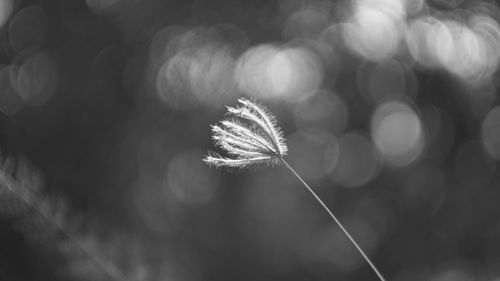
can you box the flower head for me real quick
[203,98,287,168]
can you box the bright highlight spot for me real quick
[405,16,444,68]
[186,45,237,108]
[0,0,13,30]
[371,101,424,167]
[235,44,323,101]
[423,16,500,84]
[343,0,406,61]
[152,26,243,110]
[156,50,199,110]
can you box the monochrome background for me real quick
[0,0,500,280]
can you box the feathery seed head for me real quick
[203,98,287,168]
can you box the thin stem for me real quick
[280,159,386,281]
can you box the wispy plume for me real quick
[203,98,287,168]
[203,98,386,281]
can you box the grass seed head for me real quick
[203,98,287,168]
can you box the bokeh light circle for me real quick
[16,51,58,106]
[155,50,200,110]
[235,44,323,102]
[329,132,381,188]
[292,89,349,135]
[481,106,500,160]
[0,0,13,30]
[166,150,220,205]
[342,0,405,61]
[0,65,24,115]
[286,129,338,181]
[371,101,425,167]
[356,59,418,104]
[8,6,47,52]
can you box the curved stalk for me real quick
[280,158,386,281]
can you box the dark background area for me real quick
[0,0,500,281]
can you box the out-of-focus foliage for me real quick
[0,151,149,281]
[0,0,499,281]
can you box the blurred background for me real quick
[0,0,500,280]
